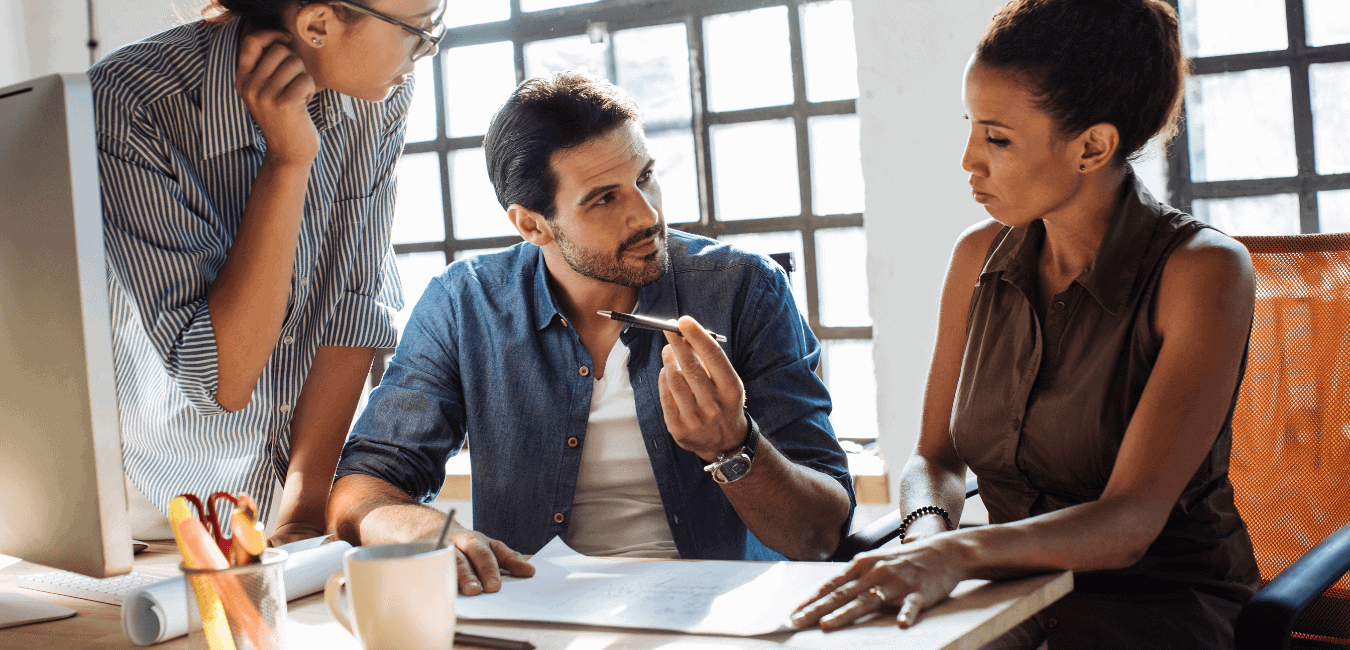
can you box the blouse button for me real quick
[282,335,295,345]
[579,366,590,377]
[554,513,565,524]
[567,437,579,448]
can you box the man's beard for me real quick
[553,221,670,288]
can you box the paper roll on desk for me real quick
[121,538,351,646]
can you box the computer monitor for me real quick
[0,73,132,583]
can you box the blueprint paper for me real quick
[455,537,844,636]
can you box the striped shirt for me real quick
[89,17,409,522]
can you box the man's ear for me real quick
[1075,122,1120,173]
[293,1,338,49]
[509,204,554,246]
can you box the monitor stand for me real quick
[0,593,76,630]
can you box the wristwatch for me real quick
[703,410,761,484]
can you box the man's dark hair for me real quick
[484,72,641,219]
[976,0,1186,163]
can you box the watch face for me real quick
[717,457,752,483]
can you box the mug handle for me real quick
[323,571,355,635]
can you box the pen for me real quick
[454,632,536,650]
[597,310,728,343]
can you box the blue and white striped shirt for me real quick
[89,17,409,521]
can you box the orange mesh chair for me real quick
[1233,233,1350,650]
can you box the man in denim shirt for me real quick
[330,73,853,595]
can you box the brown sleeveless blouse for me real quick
[951,176,1261,603]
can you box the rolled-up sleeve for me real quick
[337,277,467,502]
[735,263,856,512]
[99,132,230,416]
[320,79,413,349]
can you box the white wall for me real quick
[854,0,1007,501]
[1,0,185,88]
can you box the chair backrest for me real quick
[1232,233,1350,641]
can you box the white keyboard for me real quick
[17,570,171,605]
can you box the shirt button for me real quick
[553,513,565,524]
[673,515,679,524]
[560,318,568,328]
[300,275,309,285]
[579,366,590,377]
[279,403,291,413]
[1053,300,1066,310]
[1012,417,1020,430]
[567,437,579,448]
[282,335,295,345]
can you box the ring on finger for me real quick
[865,586,887,605]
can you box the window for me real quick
[376,0,876,440]
[1159,0,1350,235]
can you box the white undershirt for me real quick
[565,340,679,558]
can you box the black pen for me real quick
[597,310,728,343]
[455,632,536,650]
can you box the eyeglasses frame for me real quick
[320,0,446,61]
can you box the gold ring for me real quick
[866,586,886,604]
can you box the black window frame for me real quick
[1164,0,1350,232]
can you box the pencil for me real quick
[454,632,536,650]
[597,310,728,343]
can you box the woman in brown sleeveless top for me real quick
[795,1,1261,647]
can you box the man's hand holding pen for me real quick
[657,316,749,463]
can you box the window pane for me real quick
[1186,68,1297,182]
[703,7,793,112]
[454,247,511,261]
[405,56,437,143]
[1178,0,1288,58]
[444,41,516,137]
[614,23,691,128]
[800,0,858,103]
[1310,62,1350,175]
[445,0,509,28]
[647,130,699,225]
[816,227,871,327]
[1305,0,1350,47]
[395,251,448,334]
[449,148,515,240]
[1130,135,1170,203]
[808,114,864,216]
[710,119,800,220]
[822,339,878,440]
[392,153,444,245]
[1192,194,1300,236]
[717,232,807,319]
[1319,190,1350,233]
[521,0,595,11]
[524,35,608,82]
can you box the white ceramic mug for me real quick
[324,542,457,650]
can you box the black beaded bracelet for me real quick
[896,505,954,542]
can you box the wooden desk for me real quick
[0,543,1071,649]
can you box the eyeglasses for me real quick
[325,0,446,62]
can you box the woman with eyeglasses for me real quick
[88,0,445,546]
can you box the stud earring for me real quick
[1080,164,1086,171]
[312,37,323,45]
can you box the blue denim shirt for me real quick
[336,230,854,560]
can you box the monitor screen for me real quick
[0,73,132,580]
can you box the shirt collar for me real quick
[979,168,1164,316]
[201,18,356,161]
[525,238,682,332]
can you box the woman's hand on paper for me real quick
[446,527,536,596]
[235,29,320,166]
[659,317,748,462]
[791,539,966,630]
